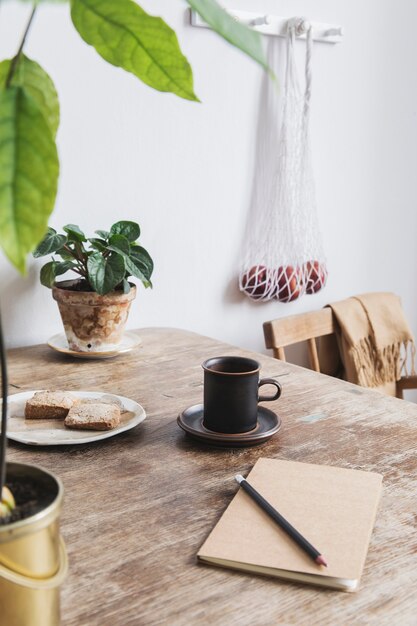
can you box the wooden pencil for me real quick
[235,474,328,566]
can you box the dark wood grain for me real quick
[6,328,417,626]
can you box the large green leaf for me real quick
[17,1,270,74]
[87,251,125,295]
[0,55,59,137]
[186,0,268,71]
[0,87,59,273]
[70,0,198,101]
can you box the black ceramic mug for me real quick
[202,356,282,434]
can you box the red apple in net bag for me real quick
[276,266,303,303]
[304,261,328,294]
[241,265,276,301]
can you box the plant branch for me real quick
[75,242,89,275]
[60,244,88,279]
[75,263,87,278]
[0,309,8,499]
[73,242,85,262]
[5,4,37,88]
[63,244,76,257]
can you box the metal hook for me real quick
[287,17,311,36]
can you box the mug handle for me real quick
[258,378,282,403]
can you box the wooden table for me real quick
[6,328,417,626]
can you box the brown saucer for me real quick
[177,404,282,447]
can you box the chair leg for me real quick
[307,338,320,372]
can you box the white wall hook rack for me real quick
[190,9,344,44]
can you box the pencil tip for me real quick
[316,555,328,567]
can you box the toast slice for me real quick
[80,396,124,411]
[64,403,121,431]
[25,391,78,419]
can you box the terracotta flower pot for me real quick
[52,279,136,353]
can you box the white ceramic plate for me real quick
[47,331,142,359]
[5,390,146,446]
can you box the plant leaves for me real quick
[63,224,86,242]
[0,87,59,273]
[88,237,107,252]
[33,227,67,258]
[40,261,57,288]
[106,237,152,287]
[131,245,154,280]
[95,229,109,240]
[55,260,76,275]
[186,0,268,72]
[56,246,74,261]
[0,54,60,137]
[87,251,125,295]
[40,260,75,288]
[123,254,152,287]
[70,0,198,101]
[122,278,130,294]
[110,220,140,242]
[108,233,130,256]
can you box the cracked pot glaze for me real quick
[52,280,136,352]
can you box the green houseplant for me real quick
[0,0,268,489]
[34,220,153,294]
[0,1,270,621]
[34,220,153,351]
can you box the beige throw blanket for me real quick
[319,293,416,390]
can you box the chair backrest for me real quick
[263,309,337,373]
[263,305,414,399]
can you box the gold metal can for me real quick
[0,462,68,626]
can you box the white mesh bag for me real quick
[239,22,327,303]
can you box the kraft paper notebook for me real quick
[198,458,382,592]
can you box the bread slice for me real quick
[64,403,121,431]
[25,391,78,419]
[80,396,124,411]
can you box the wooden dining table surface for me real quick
[6,327,417,626]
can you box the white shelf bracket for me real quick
[190,9,344,44]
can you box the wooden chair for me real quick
[263,308,417,399]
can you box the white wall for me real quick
[1,0,417,361]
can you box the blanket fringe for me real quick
[350,337,415,388]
